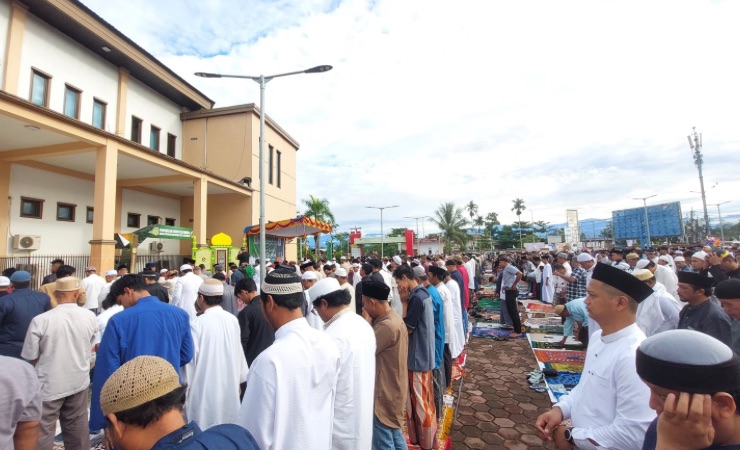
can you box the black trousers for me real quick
[504,288,521,333]
[443,344,452,388]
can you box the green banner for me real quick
[134,225,193,241]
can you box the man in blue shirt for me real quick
[90,274,193,432]
[101,355,258,450]
[414,265,445,420]
[0,271,51,358]
[554,298,589,346]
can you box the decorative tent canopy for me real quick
[243,215,333,238]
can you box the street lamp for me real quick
[366,206,399,260]
[687,127,711,237]
[404,215,430,256]
[709,201,731,244]
[196,65,332,284]
[634,194,657,247]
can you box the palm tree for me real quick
[511,198,526,248]
[430,202,469,250]
[465,201,479,220]
[302,195,336,254]
[474,215,485,232]
[484,212,500,238]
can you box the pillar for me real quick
[115,68,129,137]
[0,161,10,255]
[88,141,118,271]
[193,176,207,248]
[2,1,27,94]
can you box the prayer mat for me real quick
[526,303,555,312]
[544,362,585,373]
[533,349,587,364]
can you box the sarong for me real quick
[406,370,437,449]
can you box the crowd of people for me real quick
[1,241,739,450]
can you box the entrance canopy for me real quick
[244,215,332,238]
[134,224,194,241]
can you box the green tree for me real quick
[492,225,520,249]
[335,232,349,257]
[474,215,485,233]
[388,227,408,237]
[430,202,469,249]
[511,198,526,248]
[302,195,336,253]
[465,201,479,220]
[483,212,500,238]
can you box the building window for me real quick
[167,134,177,157]
[63,85,81,119]
[147,215,160,226]
[165,217,176,226]
[30,70,50,107]
[92,99,106,129]
[56,202,76,222]
[86,207,94,224]
[20,197,44,219]
[268,145,274,185]
[150,126,160,151]
[131,116,142,143]
[276,150,282,188]
[127,213,141,228]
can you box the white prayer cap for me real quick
[658,255,671,263]
[692,251,708,261]
[301,271,318,281]
[308,278,341,302]
[160,268,168,273]
[674,256,685,262]
[0,276,9,287]
[392,255,402,265]
[632,268,654,281]
[340,256,346,260]
[635,259,651,269]
[198,279,224,296]
[105,270,118,276]
[412,266,427,279]
[352,263,361,268]
[180,264,193,272]
[335,268,348,278]
[576,253,594,262]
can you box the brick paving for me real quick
[450,336,553,450]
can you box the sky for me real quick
[82,0,740,239]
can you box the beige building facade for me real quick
[0,0,299,273]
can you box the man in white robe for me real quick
[636,259,679,301]
[309,278,375,450]
[301,271,324,329]
[172,264,203,321]
[183,280,248,429]
[541,255,555,304]
[444,273,465,358]
[632,269,681,337]
[536,263,656,450]
[81,267,106,314]
[238,268,340,450]
[335,268,357,315]
[429,266,456,393]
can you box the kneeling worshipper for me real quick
[100,356,258,449]
[536,263,656,450]
[554,298,589,347]
[637,329,740,450]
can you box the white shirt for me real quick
[541,263,554,304]
[654,265,679,301]
[465,259,477,290]
[435,282,455,345]
[183,306,248,429]
[339,282,356,315]
[21,304,97,401]
[555,324,654,450]
[445,279,465,358]
[323,308,376,450]
[97,279,117,307]
[172,272,204,321]
[81,273,106,310]
[385,271,402,317]
[252,266,261,294]
[95,304,123,345]
[304,291,326,330]
[636,282,681,337]
[238,317,340,450]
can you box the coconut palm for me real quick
[484,212,500,238]
[465,200,479,220]
[430,202,469,249]
[511,198,526,248]
[302,195,336,254]
[474,215,485,232]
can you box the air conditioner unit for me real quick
[13,235,41,251]
[149,242,165,252]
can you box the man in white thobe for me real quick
[238,268,340,450]
[631,269,680,337]
[444,272,465,359]
[541,255,555,304]
[536,263,656,450]
[429,266,457,394]
[301,271,324,329]
[183,279,248,430]
[636,259,679,301]
[172,264,203,321]
[309,278,375,450]
[81,267,106,314]
[335,268,357,315]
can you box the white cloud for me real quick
[81,0,740,237]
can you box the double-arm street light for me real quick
[195,65,332,284]
[366,205,399,260]
[709,201,731,244]
[634,194,657,247]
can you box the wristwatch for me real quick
[563,426,575,445]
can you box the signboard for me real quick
[612,202,683,243]
[565,209,580,247]
[134,225,193,241]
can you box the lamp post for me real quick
[529,210,535,243]
[196,65,332,284]
[710,201,730,244]
[404,215,430,256]
[634,194,657,247]
[687,127,711,237]
[366,206,399,260]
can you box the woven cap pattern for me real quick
[100,356,181,416]
[262,268,303,295]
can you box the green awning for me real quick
[134,225,194,241]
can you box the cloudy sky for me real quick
[83,0,740,238]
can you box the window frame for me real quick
[150,125,161,151]
[20,197,44,219]
[86,206,94,224]
[147,215,160,226]
[127,213,141,228]
[56,202,76,222]
[276,150,282,188]
[92,98,107,129]
[167,133,177,157]
[131,116,143,143]
[30,68,51,107]
[63,84,82,119]
[268,145,274,185]
[165,217,176,226]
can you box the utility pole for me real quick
[687,127,711,237]
[405,216,430,256]
[710,201,730,244]
[633,195,657,247]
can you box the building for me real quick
[0,0,298,275]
